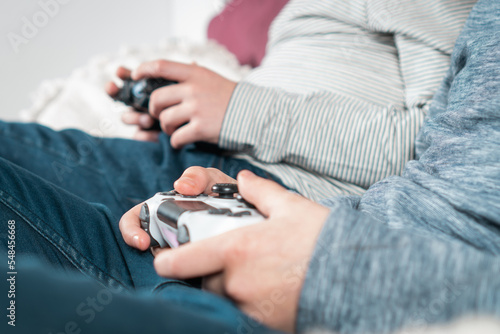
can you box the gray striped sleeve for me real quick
[220,82,426,189]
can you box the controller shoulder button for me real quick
[139,203,150,223]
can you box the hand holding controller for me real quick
[139,183,265,248]
[113,78,177,131]
[114,78,177,113]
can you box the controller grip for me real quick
[139,204,160,247]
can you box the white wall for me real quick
[0,0,220,120]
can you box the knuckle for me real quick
[189,122,203,137]
[149,90,159,105]
[152,60,166,74]
[223,236,250,264]
[206,167,223,176]
[190,63,201,74]
[195,65,208,76]
[190,99,201,113]
[185,84,196,97]
[158,109,169,124]
[150,88,160,101]
[187,166,208,175]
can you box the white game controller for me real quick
[139,183,265,248]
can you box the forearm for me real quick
[298,1,500,331]
[220,82,426,188]
[297,204,500,333]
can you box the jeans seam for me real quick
[0,190,129,292]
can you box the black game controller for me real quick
[114,78,177,130]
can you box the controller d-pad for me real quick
[208,208,232,215]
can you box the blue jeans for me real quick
[0,122,285,219]
[0,123,284,333]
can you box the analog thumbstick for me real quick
[211,183,238,198]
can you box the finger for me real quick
[149,84,186,119]
[122,111,145,125]
[116,66,132,79]
[132,60,194,82]
[107,67,132,97]
[237,170,294,217]
[174,167,236,196]
[151,247,163,257]
[121,110,140,125]
[170,122,203,149]
[119,203,151,251]
[154,236,226,278]
[122,111,159,130]
[133,130,160,142]
[202,273,226,296]
[158,104,191,136]
[106,81,119,97]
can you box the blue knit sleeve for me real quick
[297,1,500,332]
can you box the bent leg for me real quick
[0,156,167,291]
[0,122,285,218]
[0,257,280,334]
[0,156,279,333]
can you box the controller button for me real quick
[160,190,178,196]
[236,194,256,209]
[180,195,198,198]
[212,183,238,198]
[139,204,150,223]
[229,211,251,217]
[139,204,160,247]
[208,208,232,215]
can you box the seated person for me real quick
[110,0,475,201]
[0,0,474,233]
[1,0,499,333]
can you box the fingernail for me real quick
[132,235,141,249]
[238,170,255,180]
[181,177,196,188]
[140,114,153,127]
